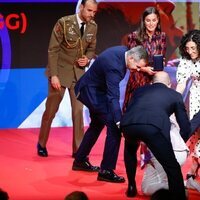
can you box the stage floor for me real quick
[0,127,199,200]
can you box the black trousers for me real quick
[122,124,186,200]
[75,86,122,170]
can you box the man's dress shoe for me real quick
[72,160,100,172]
[126,184,137,197]
[37,143,48,157]
[97,169,125,183]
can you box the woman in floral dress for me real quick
[123,6,166,112]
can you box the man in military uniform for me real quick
[37,0,98,157]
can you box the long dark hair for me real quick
[137,7,161,42]
[179,29,200,60]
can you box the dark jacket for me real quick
[121,83,191,142]
[75,45,128,123]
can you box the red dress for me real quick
[123,31,166,112]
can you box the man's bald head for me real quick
[152,71,171,87]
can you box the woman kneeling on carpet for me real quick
[141,114,200,195]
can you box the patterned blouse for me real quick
[123,31,166,112]
[176,58,200,119]
[176,58,200,158]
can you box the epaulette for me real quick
[90,20,97,26]
[60,15,74,23]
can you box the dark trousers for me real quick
[75,87,121,170]
[122,124,186,200]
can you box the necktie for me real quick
[80,22,85,37]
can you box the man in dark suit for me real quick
[72,45,154,183]
[121,71,191,200]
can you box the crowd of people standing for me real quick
[36,1,200,199]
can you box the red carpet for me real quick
[0,128,199,200]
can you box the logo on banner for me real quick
[0,13,27,34]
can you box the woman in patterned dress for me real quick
[123,6,166,112]
[176,29,200,187]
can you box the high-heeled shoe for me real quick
[186,174,196,180]
[186,164,200,180]
[37,143,48,157]
[186,177,200,192]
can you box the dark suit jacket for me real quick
[75,45,128,123]
[121,83,191,142]
[46,14,97,88]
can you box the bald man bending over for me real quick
[121,71,191,200]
